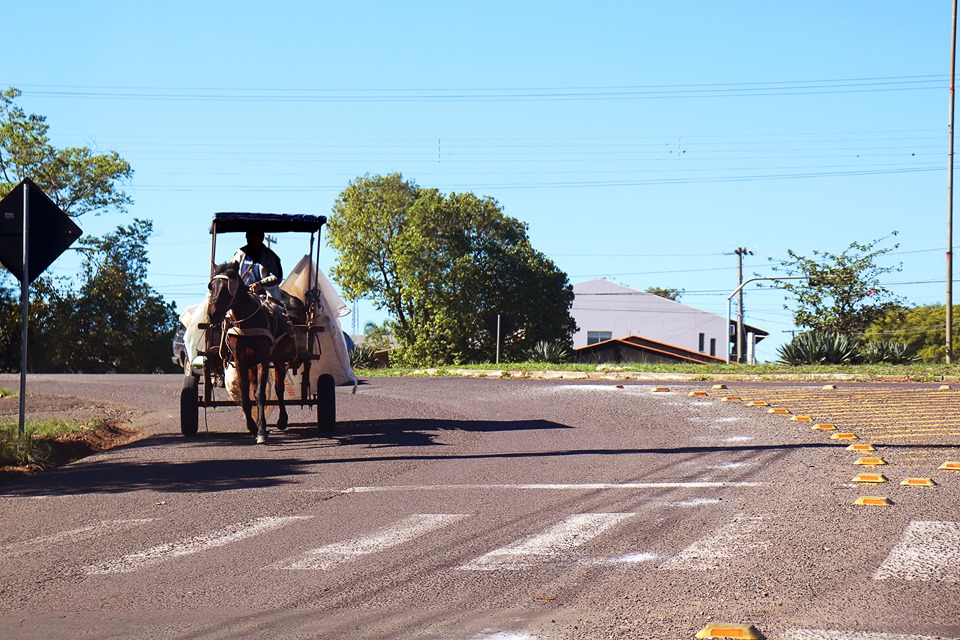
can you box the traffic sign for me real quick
[0,178,82,284]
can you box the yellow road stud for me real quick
[689,391,708,397]
[791,415,813,422]
[720,397,742,402]
[831,433,858,440]
[901,478,937,487]
[847,443,875,451]
[651,387,670,393]
[853,473,887,483]
[712,384,728,390]
[854,496,894,506]
[939,461,960,471]
[768,408,791,414]
[812,423,837,430]
[695,623,765,639]
[855,457,887,466]
[748,401,769,407]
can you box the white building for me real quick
[570,278,766,362]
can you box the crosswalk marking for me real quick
[0,519,154,559]
[459,513,634,571]
[277,514,467,571]
[873,520,960,582]
[330,482,761,494]
[85,516,310,575]
[658,517,767,570]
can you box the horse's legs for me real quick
[238,362,257,434]
[274,364,289,431]
[255,362,269,444]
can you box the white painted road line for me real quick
[785,630,958,640]
[658,517,768,570]
[85,516,310,575]
[328,482,761,494]
[278,514,467,571]
[0,519,154,559]
[459,513,634,571]
[873,520,960,583]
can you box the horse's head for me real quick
[208,262,245,323]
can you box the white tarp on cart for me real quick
[280,254,358,394]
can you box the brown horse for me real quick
[207,262,297,444]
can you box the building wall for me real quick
[570,278,727,356]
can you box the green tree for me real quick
[328,173,576,365]
[70,220,179,372]
[362,321,394,351]
[0,88,133,217]
[769,234,903,337]
[0,89,176,373]
[0,220,178,373]
[645,286,683,301]
[864,304,958,363]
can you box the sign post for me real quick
[18,184,28,434]
[0,178,82,435]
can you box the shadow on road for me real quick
[0,417,573,497]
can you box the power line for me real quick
[9,75,945,103]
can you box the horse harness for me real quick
[213,273,296,361]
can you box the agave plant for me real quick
[524,340,570,364]
[776,331,861,365]
[860,340,917,364]
[349,343,379,369]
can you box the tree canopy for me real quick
[768,234,904,337]
[863,304,957,363]
[0,88,176,372]
[645,286,683,301]
[0,219,179,372]
[327,173,576,365]
[0,87,133,217]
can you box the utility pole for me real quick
[264,234,278,249]
[734,247,753,363]
[948,0,957,363]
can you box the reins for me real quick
[213,270,296,360]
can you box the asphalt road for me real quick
[0,374,958,640]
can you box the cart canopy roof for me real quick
[211,212,327,234]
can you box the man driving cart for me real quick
[233,229,283,299]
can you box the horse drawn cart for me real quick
[179,212,354,442]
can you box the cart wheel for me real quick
[317,374,336,433]
[180,374,199,437]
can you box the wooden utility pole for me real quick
[948,0,957,363]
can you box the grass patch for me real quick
[354,362,960,382]
[0,419,108,469]
[0,387,18,397]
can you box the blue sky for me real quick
[2,1,955,362]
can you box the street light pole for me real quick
[726,276,810,364]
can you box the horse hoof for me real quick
[276,418,288,431]
[256,434,268,444]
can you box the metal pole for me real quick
[948,0,957,363]
[18,184,29,437]
[725,276,810,364]
[733,247,754,363]
[737,252,744,363]
[495,314,501,364]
